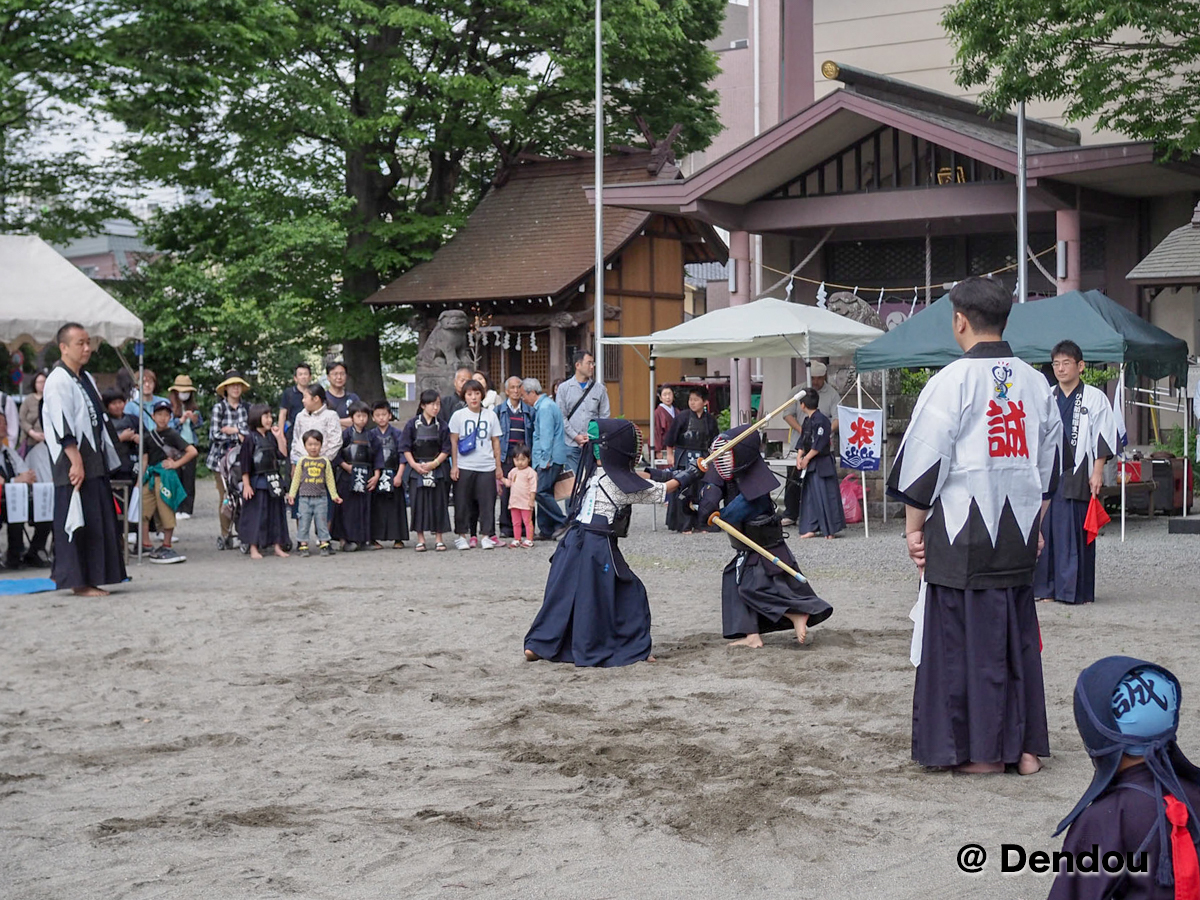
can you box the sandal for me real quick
[394,541,405,549]
[434,541,447,552]
[413,542,427,552]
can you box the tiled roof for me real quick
[1127,202,1200,285]
[368,154,667,306]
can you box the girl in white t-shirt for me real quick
[449,380,504,550]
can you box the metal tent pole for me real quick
[593,0,605,386]
[857,373,868,537]
[649,350,657,532]
[1120,363,1126,542]
[137,342,144,566]
[881,369,888,524]
[1017,100,1028,303]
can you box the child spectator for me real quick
[1050,657,1200,900]
[167,374,203,519]
[449,379,503,550]
[103,389,140,482]
[239,403,290,560]
[400,390,451,552]
[503,444,537,548]
[141,399,197,564]
[331,400,378,552]
[369,400,408,549]
[287,430,342,557]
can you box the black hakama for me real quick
[911,583,1049,768]
[239,479,289,549]
[1033,489,1094,604]
[331,471,372,544]
[52,478,127,590]
[405,469,451,534]
[524,523,652,667]
[798,471,845,537]
[721,541,833,639]
[371,480,410,543]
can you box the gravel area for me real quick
[1,477,1197,899]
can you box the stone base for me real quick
[1167,517,1200,535]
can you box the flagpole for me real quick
[1017,100,1028,303]
[858,373,868,537]
[1119,363,1126,542]
[592,0,605,386]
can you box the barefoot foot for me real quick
[1017,753,1043,775]
[273,545,290,558]
[799,532,818,540]
[523,649,540,661]
[728,634,765,649]
[955,761,1005,774]
[249,547,264,559]
[72,586,110,597]
[785,612,809,645]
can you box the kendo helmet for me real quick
[589,418,647,494]
[707,425,778,501]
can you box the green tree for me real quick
[0,1,125,240]
[943,0,1200,156]
[97,0,723,401]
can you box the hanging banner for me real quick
[838,406,883,471]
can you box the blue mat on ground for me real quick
[0,578,57,595]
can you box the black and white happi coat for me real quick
[43,363,126,589]
[1054,382,1117,502]
[887,341,1063,767]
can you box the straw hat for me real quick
[215,371,251,397]
[168,374,195,393]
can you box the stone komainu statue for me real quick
[416,309,473,396]
[824,290,885,331]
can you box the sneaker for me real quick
[479,536,495,550]
[454,536,470,551]
[509,539,521,549]
[780,518,796,527]
[521,539,535,548]
[468,536,479,549]
[319,542,332,557]
[298,542,309,557]
[149,547,186,564]
[176,512,191,520]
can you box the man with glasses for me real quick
[1034,340,1117,605]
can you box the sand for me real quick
[2,481,1197,899]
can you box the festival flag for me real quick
[838,406,883,471]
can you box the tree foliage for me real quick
[95,0,724,400]
[0,1,125,240]
[943,0,1200,156]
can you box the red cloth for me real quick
[1165,794,1200,900]
[1084,495,1111,545]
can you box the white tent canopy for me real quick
[600,297,883,358]
[1,234,143,350]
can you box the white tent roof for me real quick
[1,234,144,350]
[601,297,883,358]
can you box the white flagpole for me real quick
[1120,363,1126,542]
[1017,100,1028,304]
[857,373,868,537]
[593,0,605,386]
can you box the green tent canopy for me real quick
[854,290,1188,383]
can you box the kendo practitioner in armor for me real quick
[523,418,698,667]
[239,403,290,559]
[663,385,719,533]
[696,425,832,648]
[331,400,379,552]
[796,388,845,539]
[1049,658,1200,900]
[369,400,409,549]
[400,390,452,551]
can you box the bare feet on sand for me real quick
[72,586,109,597]
[1037,597,1055,603]
[249,547,264,559]
[784,612,809,645]
[728,634,765,648]
[523,649,540,661]
[955,761,1005,774]
[1017,753,1043,775]
[799,532,818,540]
[273,545,290,558]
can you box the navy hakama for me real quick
[911,583,1049,767]
[721,540,833,639]
[52,478,127,590]
[405,469,451,533]
[331,471,372,544]
[798,470,845,537]
[1033,486,1095,604]
[239,483,289,549]
[524,523,652,667]
[371,482,410,543]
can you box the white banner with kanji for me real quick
[838,406,883,471]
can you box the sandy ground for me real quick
[2,478,1198,900]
